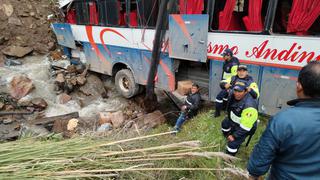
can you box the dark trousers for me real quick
[215,89,229,112]
[221,118,257,155]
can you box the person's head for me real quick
[233,82,247,100]
[237,65,248,78]
[296,61,320,98]
[221,49,233,61]
[191,83,199,94]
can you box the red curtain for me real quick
[125,11,138,27]
[218,0,241,30]
[287,0,320,35]
[243,0,263,31]
[89,2,99,25]
[66,9,76,24]
[179,0,204,14]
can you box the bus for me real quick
[52,0,320,115]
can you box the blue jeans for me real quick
[174,112,187,131]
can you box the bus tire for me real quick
[115,69,139,98]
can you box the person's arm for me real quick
[247,117,283,177]
[247,82,260,99]
[187,94,201,111]
[220,77,232,89]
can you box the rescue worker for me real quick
[248,61,320,179]
[214,48,239,117]
[221,82,258,156]
[214,65,259,117]
[173,83,201,133]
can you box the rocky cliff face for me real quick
[0,0,60,61]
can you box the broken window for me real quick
[74,0,99,25]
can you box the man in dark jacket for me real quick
[221,82,258,156]
[214,65,259,117]
[248,61,320,180]
[173,83,201,132]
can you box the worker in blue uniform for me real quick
[214,65,259,117]
[214,49,239,117]
[173,83,201,133]
[248,61,320,180]
[221,82,258,156]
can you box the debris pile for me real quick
[0,0,60,61]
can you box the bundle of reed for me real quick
[0,131,247,179]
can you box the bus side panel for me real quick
[140,51,175,92]
[209,60,224,101]
[82,42,112,75]
[52,23,76,49]
[259,67,299,115]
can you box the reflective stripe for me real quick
[223,98,228,101]
[230,111,241,124]
[221,128,231,132]
[215,99,223,103]
[240,124,251,131]
[227,146,238,153]
[186,99,192,106]
[223,72,232,80]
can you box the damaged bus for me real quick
[52,0,320,115]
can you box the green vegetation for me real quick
[0,111,269,179]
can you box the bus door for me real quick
[168,14,209,62]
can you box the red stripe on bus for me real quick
[171,15,193,45]
[86,26,111,67]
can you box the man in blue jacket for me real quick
[248,61,320,179]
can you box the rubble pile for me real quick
[0,0,60,64]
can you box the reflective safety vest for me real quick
[222,57,239,80]
[221,75,260,99]
[227,93,258,131]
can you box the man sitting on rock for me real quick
[173,83,201,133]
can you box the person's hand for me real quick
[227,135,235,142]
[181,105,187,111]
[246,87,252,92]
[225,83,231,89]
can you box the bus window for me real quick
[179,0,204,14]
[210,0,269,32]
[126,0,139,27]
[98,0,121,26]
[136,0,159,28]
[273,0,320,36]
[74,0,99,25]
[66,7,77,24]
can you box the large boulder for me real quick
[137,110,167,129]
[79,74,106,97]
[2,46,33,58]
[9,75,35,99]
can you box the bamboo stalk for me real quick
[111,157,183,163]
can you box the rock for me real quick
[97,123,112,132]
[2,46,33,58]
[3,118,13,125]
[177,80,193,95]
[47,42,55,51]
[8,17,22,26]
[99,112,112,125]
[67,118,79,131]
[139,110,166,129]
[79,75,106,97]
[52,119,68,133]
[9,75,35,99]
[55,73,65,83]
[0,102,4,109]
[76,76,86,85]
[1,4,14,17]
[67,65,77,73]
[58,93,72,104]
[0,36,5,45]
[20,124,49,138]
[31,98,47,109]
[110,111,125,128]
[17,98,32,107]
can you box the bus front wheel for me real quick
[115,69,139,98]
